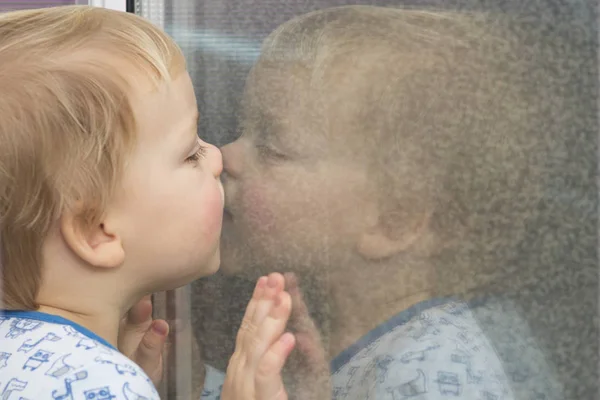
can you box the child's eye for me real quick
[186,145,207,164]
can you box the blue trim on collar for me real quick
[330,296,453,373]
[0,310,116,350]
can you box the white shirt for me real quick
[0,310,159,400]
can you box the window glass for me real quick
[135,2,598,400]
[0,1,82,12]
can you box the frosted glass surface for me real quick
[135,1,598,400]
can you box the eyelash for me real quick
[186,145,207,164]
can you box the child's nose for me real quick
[206,143,223,178]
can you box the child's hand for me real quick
[222,273,296,400]
[118,295,169,387]
[284,273,331,400]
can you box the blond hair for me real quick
[253,6,570,296]
[0,6,186,310]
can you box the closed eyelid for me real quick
[255,143,289,161]
[191,137,205,152]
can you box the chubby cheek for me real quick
[196,182,224,241]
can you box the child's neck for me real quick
[36,302,123,348]
[36,237,140,348]
[326,255,434,359]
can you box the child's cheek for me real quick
[200,184,224,239]
[240,182,277,235]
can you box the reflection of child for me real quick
[217,6,565,400]
[0,6,295,399]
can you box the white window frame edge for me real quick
[89,0,127,12]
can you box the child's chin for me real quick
[166,254,222,288]
[202,253,221,277]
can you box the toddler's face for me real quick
[220,64,376,278]
[109,71,224,292]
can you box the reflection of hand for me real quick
[284,273,332,400]
[222,273,297,400]
[118,295,169,387]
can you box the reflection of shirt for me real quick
[202,364,225,399]
[330,297,562,400]
[0,311,159,400]
[200,297,562,400]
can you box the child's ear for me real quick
[356,210,432,261]
[60,208,125,269]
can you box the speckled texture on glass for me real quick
[140,1,597,399]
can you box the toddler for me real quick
[0,6,295,399]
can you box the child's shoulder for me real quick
[331,298,562,400]
[0,312,158,400]
[331,299,513,399]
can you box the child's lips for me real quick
[218,179,225,204]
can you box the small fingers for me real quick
[235,276,267,352]
[135,320,169,387]
[287,275,309,318]
[247,276,268,320]
[250,290,292,366]
[254,273,285,324]
[227,273,291,400]
[295,331,328,369]
[285,273,328,368]
[118,295,154,357]
[286,274,317,335]
[255,332,295,400]
[127,295,153,325]
[239,274,284,353]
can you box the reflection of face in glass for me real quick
[220,64,379,278]
[195,7,594,399]
[218,11,554,304]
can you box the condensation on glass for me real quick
[134,1,598,400]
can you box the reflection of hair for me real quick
[0,6,186,310]
[255,6,587,296]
